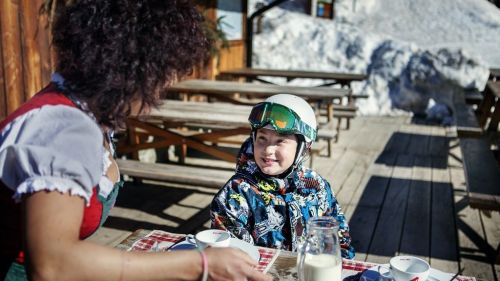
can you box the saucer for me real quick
[360,264,454,281]
[167,237,260,261]
[229,237,260,262]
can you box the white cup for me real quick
[194,229,231,249]
[386,256,430,281]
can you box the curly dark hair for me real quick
[50,0,210,129]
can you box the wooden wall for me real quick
[196,0,247,80]
[217,41,246,72]
[0,0,246,119]
[0,0,53,119]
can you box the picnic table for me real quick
[218,67,367,88]
[167,79,350,123]
[119,100,337,166]
[115,229,476,281]
[451,81,500,212]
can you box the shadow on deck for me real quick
[90,117,499,280]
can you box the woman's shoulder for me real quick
[1,104,102,145]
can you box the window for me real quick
[216,0,244,40]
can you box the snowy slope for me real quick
[336,0,500,67]
[248,0,499,119]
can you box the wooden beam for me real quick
[1,0,24,114]
[0,10,6,119]
[36,0,55,84]
[21,0,44,98]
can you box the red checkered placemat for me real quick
[256,247,280,273]
[341,259,475,281]
[128,231,475,280]
[342,259,377,272]
[129,231,185,251]
[129,230,279,273]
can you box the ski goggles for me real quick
[248,102,317,141]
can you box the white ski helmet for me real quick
[260,94,317,143]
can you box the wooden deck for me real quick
[88,116,499,281]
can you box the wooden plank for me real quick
[399,156,432,261]
[126,119,237,162]
[167,79,350,101]
[459,138,500,210]
[450,163,495,280]
[1,0,24,113]
[407,127,431,156]
[428,127,450,158]
[0,16,6,120]
[453,90,483,137]
[383,131,411,155]
[430,156,459,273]
[116,159,232,188]
[219,67,367,82]
[367,154,413,263]
[34,0,53,85]
[337,150,377,216]
[330,150,364,197]
[481,210,500,265]
[347,151,397,261]
[20,0,43,98]
[145,100,338,142]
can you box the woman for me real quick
[0,1,271,280]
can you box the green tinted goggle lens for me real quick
[248,102,317,141]
[249,103,294,131]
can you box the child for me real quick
[210,94,355,259]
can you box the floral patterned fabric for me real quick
[210,138,355,259]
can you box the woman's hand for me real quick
[204,247,273,281]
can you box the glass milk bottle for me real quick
[297,217,342,281]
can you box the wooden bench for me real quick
[318,104,357,131]
[452,87,500,211]
[184,127,335,166]
[459,138,500,211]
[116,158,233,188]
[117,140,328,189]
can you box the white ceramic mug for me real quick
[193,229,231,249]
[384,256,430,281]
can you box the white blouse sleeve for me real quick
[0,105,104,204]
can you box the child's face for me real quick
[253,128,298,176]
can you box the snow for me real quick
[247,0,500,120]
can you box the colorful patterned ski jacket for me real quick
[210,138,355,259]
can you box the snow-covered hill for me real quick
[249,0,500,120]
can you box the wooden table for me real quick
[121,100,250,163]
[114,229,375,280]
[167,79,350,121]
[119,100,336,164]
[218,67,367,88]
[115,229,475,281]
